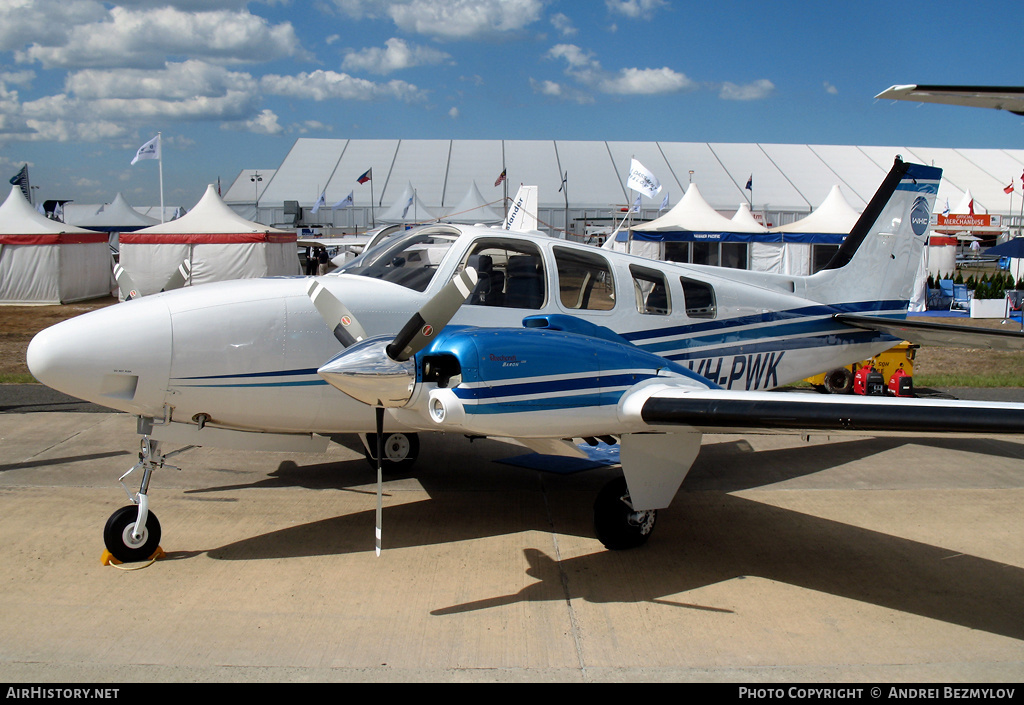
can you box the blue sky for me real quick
[1,0,1022,209]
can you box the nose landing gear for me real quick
[102,436,191,564]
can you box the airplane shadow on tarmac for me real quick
[190,433,1024,641]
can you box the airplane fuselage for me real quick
[29,225,901,439]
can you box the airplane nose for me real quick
[27,298,173,416]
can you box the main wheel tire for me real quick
[593,476,657,550]
[823,367,854,394]
[103,505,161,563]
[364,432,419,472]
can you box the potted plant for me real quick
[970,276,1008,318]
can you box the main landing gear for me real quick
[593,476,657,550]
[103,437,189,563]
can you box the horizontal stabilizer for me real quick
[836,313,1024,351]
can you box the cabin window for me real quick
[337,229,459,293]
[554,246,615,311]
[462,239,546,309]
[630,265,670,315]
[680,277,716,319]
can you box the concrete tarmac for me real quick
[1,389,1023,683]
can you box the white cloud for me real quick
[448,106,459,119]
[605,0,669,20]
[548,44,599,70]
[261,70,428,102]
[342,38,451,75]
[16,5,303,69]
[330,0,545,40]
[551,13,578,36]
[222,109,283,135]
[599,67,694,95]
[545,43,691,97]
[65,61,257,101]
[824,81,838,95]
[719,79,775,101]
[0,0,107,53]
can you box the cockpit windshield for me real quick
[334,227,460,292]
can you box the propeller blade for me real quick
[375,406,384,558]
[113,264,139,301]
[161,259,192,292]
[307,279,368,348]
[386,267,477,362]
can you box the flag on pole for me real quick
[402,195,414,219]
[312,191,326,214]
[630,193,642,213]
[357,169,372,184]
[745,175,752,191]
[131,134,161,165]
[969,199,974,215]
[558,171,567,193]
[659,192,669,211]
[494,169,507,187]
[1005,181,1015,194]
[8,164,29,201]
[332,191,354,209]
[626,158,661,198]
[942,198,950,217]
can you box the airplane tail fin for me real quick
[806,157,941,313]
[503,184,539,232]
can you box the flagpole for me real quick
[370,173,375,228]
[158,132,165,223]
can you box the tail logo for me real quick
[911,196,930,236]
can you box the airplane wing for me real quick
[875,84,1024,116]
[624,384,1024,436]
[835,313,1024,351]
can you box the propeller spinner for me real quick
[311,267,478,407]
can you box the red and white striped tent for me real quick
[119,184,300,297]
[0,187,112,304]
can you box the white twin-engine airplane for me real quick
[27,157,1024,562]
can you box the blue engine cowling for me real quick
[411,315,713,437]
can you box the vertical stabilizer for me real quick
[806,157,941,311]
[503,185,539,232]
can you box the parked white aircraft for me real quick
[27,158,1024,561]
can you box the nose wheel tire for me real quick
[103,505,162,563]
[593,476,657,550]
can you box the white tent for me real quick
[377,182,439,224]
[761,185,860,275]
[118,184,300,297]
[632,183,739,234]
[730,202,769,233]
[611,184,758,259]
[0,187,112,304]
[69,192,160,233]
[442,181,504,224]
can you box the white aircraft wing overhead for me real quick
[623,385,1024,436]
[835,313,1024,352]
[876,84,1024,115]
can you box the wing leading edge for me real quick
[629,387,1024,436]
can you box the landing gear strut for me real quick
[593,476,657,550]
[103,436,188,563]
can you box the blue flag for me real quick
[9,164,29,201]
